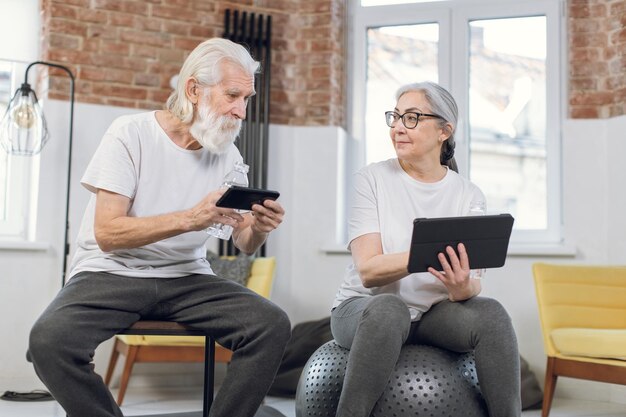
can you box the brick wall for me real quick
[569,0,625,118]
[270,1,345,125]
[40,0,345,126]
[41,0,624,124]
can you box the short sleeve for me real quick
[347,169,380,247]
[80,125,138,199]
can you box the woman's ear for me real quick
[185,77,199,105]
[440,123,453,142]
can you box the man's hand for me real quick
[94,188,245,252]
[188,188,245,231]
[427,243,480,301]
[232,199,285,254]
[249,199,285,234]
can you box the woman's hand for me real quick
[427,243,480,301]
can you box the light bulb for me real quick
[12,102,37,129]
[0,86,49,155]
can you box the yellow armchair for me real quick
[104,257,276,405]
[532,263,626,417]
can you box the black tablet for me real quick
[407,214,514,273]
[216,185,280,211]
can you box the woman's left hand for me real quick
[428,243,478,301]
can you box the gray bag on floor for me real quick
[520,356,543,410]
[255,405,287,417]
[268,317,333,397]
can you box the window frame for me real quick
[0,60,38,241]
[348,0,565,244]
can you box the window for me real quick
[365,23,439,164]
[467,16,552,234]
[0,1,42,242]
[349,0,563,243]
[0,60,37,240]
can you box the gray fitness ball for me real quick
[295,341,488,417]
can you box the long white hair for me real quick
[166,38,260,124]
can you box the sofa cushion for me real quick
[551,328,626,360]
[206,250,253,287]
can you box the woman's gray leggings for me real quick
[331,295,521,417]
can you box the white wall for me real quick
[0,0,39,62]
[1,101,625,405]
[265,125,350,323]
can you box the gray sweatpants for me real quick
[331,294,521,417]
[28,271,291,417]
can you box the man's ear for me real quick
[185,77,199,105]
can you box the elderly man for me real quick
[28,38,290,417]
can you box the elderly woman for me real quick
[331,82,521,417]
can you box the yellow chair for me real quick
[532,263,626,417]
[104,257,276,405]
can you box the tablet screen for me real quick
[407,214,514,273]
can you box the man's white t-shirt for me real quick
[68,111,244,279]
[332,158,486,321]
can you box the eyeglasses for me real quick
[384,111,443,129]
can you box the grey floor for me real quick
[1,387,626,417]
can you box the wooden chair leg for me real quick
[542,357,558,417]
[116,345,139,406]
[104,338,121,386]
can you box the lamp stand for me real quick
[21,61,75,287]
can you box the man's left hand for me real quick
[249,199,284,234]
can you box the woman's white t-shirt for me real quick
[68,111,244,279]
[332,159,486,321]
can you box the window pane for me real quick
[0,59,30,238]
[365,24,439,164]
[468,16,547,230]
[0,63,13,221]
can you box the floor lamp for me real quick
[0,61,75,287]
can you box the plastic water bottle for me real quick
[468,198,486,279]
[468,199,486,216]
[206,161,249,240]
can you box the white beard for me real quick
[189,103,242,154]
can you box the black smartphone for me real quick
[215,185,280,210]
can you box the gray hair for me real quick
[395,82,459,172]
[166,38,260,124]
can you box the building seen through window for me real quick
[468,17,547,230]
[365,24,439,164]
